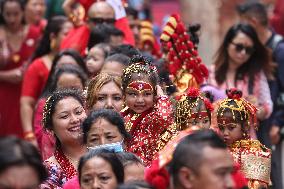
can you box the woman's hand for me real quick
[0,68,23,83]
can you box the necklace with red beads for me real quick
[54,147,77,179]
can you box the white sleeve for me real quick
[106,0,126,20]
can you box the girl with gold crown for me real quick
[216,88,271,189]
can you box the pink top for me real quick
[208,66,273,119]
[63,176,80,189]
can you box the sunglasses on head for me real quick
[89,17,116,24]
[231,42,254,55]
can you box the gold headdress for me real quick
[175,88,213,130]
[122,55,157,80]
[216,88,258,131]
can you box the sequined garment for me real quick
[39,162,68,189]
[229,139,271,189]
[122,95,174,166]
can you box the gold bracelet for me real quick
[23,131,36,141]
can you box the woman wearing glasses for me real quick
[209,23,273,123]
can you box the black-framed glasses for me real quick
[231,42,255,55]
[89,17,116,25]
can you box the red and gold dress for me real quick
[122,95,174,166]
[229,139,271,189]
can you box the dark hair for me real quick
[236,1,268,26]
[41,49,87,97]
[117,152,143,167]
[82,109,131,143]
[108,26,124,37]
[125,7,138,20]
[117,180,154,189]
[42,89,84,131]
[88,24,112,51]
[187,23,201,46]
[214,23,272,85]
[109,44,140,58]
[169,130,227,186]
[0,0,25,25]
[122,55,159,96]
[105,53,130,66]
[0,136,48,183]
[89,43,110,59]
[154,58,176,95]
[42,64,88,97]
[78,149,124,185]
[31,16,68,61]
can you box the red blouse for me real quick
[21,58,49,100]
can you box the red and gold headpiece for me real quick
[217,88,258,131]
[175,87,213,130]
[139,21,161,58]
[123,55,157,79]
[160,14,208,94]
[127,80,153,93]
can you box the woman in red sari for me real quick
[0,0,41,138]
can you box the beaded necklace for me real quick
[54,148,77,179]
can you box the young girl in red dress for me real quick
[121,55,174,166]
[217,88,271,189]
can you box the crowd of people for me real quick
[0,0,284,189]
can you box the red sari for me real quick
[0,25,41,137]
[122,95,174,166]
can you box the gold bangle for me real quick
[24,131,36,141]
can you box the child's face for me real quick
[187,102,210,129]
[101,61,126,76]
[125,78,155,114]
[86,47,105,74]
[217,112,243,146]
